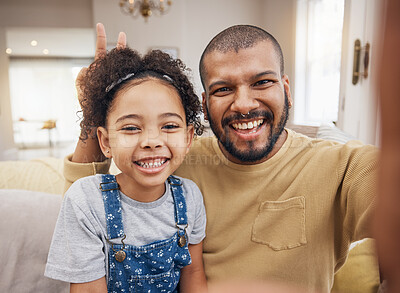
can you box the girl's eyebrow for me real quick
[159,112,184,122]
[115,114,142,124]
[115,113,184,124]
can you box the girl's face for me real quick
[97,79,194,202]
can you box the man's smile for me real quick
[231,119,264,133]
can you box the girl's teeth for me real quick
[137,160,166,168]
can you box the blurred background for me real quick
[0,0,383,160]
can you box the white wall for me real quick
[0,0,93,28]
[0,28,16,160]
[260,0,297,123]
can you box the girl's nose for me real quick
[139,129,164,149]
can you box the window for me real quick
[294,0,345,125]
[9,57,92,146]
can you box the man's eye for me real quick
[254,79,273,86]
[212,87,231,95]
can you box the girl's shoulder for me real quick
[169,175,203,202]
[65,174,104,203]
[70,174,103,190]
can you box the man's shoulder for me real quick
[286,128,378,165]
[175,136,218,178]
[187,135,217,156]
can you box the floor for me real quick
[14,141,76,161]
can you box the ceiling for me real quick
[6,27,95,58]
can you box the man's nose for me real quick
[230,87,259,115]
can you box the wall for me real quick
[260,0,297,123]
[0,28,16,160]
[0,0,93,28]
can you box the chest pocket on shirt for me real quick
[251,196,307,250]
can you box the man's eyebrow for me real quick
[208,80,228,92]
[159,112,184,122]
[115,114,142,124]
[255,70,279,78]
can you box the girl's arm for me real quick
[70,276,107,293]
[179,242,208,293]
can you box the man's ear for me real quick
[282,74,293,107]
[202,92,208,121]
[185,125,195,154]
[97,126,112,158]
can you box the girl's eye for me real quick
[121,126,140,131]
[162,124,179,130]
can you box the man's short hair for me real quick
[199,25,284,90]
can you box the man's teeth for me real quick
[136,159,166,168]
[232,119,264,130]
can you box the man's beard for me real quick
[206,93,289,163]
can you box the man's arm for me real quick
[374,0,400,291]
[71,23,126,164]
[63,23,126,192]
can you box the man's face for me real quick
[202,41,292,164]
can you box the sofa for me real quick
[0,124,381,292]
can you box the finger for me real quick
[95,23,107,60]
[117,32,127,49]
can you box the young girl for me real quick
[45,47,207,293]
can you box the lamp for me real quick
[119,0,173,21]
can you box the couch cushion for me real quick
[0,189,69,292]
[332,239,380,293]
[0,157,64,194]
[316,123,357,144]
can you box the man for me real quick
[65,24,378,292]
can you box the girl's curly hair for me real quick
[79,47,203,140]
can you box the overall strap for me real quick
[168,176,188,226]
[100,174,125,239]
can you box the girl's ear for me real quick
[97,126,112,158]
[185,125,195,154]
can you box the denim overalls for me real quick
[100,174,192,293]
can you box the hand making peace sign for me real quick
[76,23,127,106]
